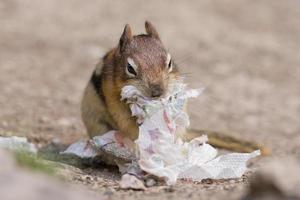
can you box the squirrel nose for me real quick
[150,84,163,98]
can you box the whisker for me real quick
[178,73,193,79]
[175,55,194,65]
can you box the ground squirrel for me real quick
[81,21,268,156]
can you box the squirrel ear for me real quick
[145,21,160,40]
[119,24,132,52]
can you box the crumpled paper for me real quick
[63,80,260,185]
[121,81,260,185]
[0,136,37,153]
[62,130,136,163]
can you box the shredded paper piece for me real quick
[63,80,260,185]
[0,136,37,153]
[62,139,98,158]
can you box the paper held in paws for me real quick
[63,81,260,185]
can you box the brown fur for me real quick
[81,21,269,155]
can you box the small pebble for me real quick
[145,178,157,187]
[119,174,146,190]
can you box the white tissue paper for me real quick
[63,80,260,185]
[62,139,98,158]
[121,80,260,185]
[0,136,37,153]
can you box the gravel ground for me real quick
[0,0,300,199]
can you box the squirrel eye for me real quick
[126,63,137,77]
[168,59,173,73]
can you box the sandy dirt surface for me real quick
[0,0,300,199]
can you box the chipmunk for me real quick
[81,21,268,156]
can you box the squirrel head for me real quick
[113,21,179,99]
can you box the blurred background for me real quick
[0,0,300,199]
